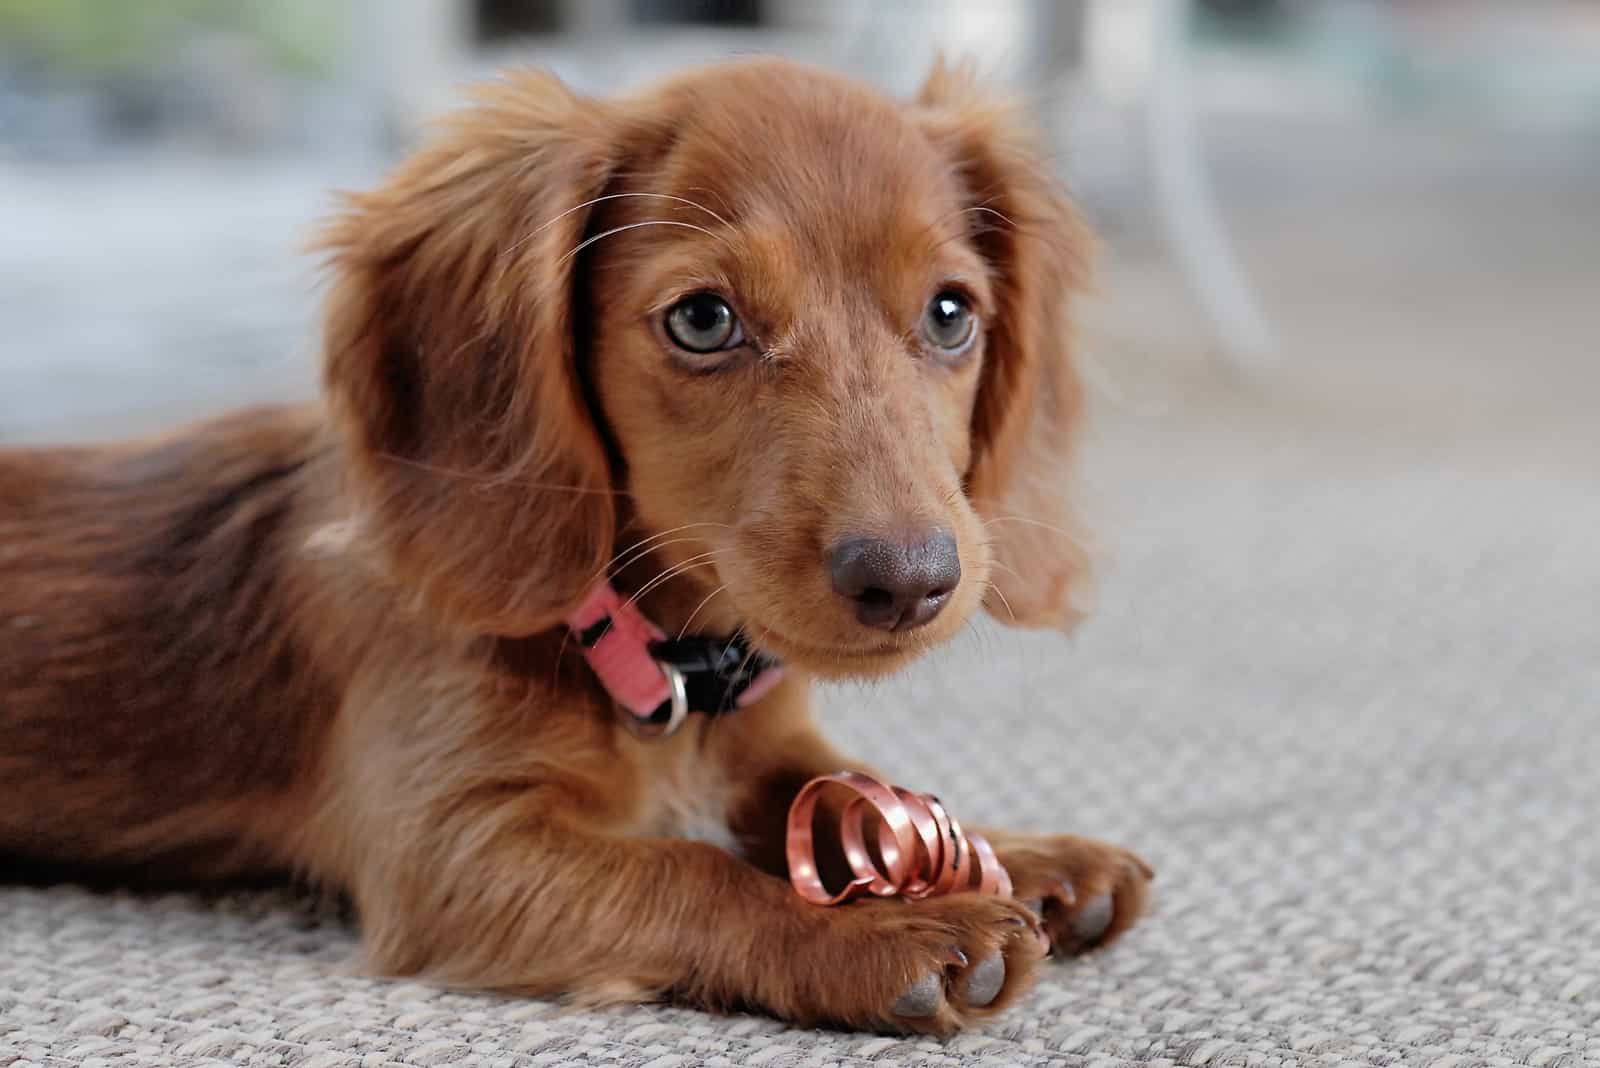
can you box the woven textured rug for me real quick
[4,373,1596,1067]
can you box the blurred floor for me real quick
[3,109,1598,1065]
[1,154,371,440]
[1085,115,1600,447]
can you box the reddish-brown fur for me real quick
[0,58,1148,1034]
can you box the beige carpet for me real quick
[6,372,1597,1065]
[4,126,1599,1066]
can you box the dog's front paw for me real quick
[991,834,1153,956]
[792,893,1046,1035]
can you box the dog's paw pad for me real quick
[1069,892,1115,944]
[961,951,1006,1008]
[891,973,944,1018]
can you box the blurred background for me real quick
[3,0,1597,442]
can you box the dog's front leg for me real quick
[339,781,1039,1035]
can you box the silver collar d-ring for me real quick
[623,660,690,739]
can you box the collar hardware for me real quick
[565,582,784,739]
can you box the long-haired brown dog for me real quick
[0,57,1149,1034]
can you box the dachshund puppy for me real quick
[0,57,1150,1034]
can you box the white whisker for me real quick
[603,535,712,583]
[984,581,1017,624]
[622,551,725,612]
[962,204,1016,229]
[506,192,733,256]
[982,514,1078,541]
[678,584,730,639]
[602,523,729,583]
[987,559,1024,584]
[559,220,725,265]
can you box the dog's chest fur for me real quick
[634,738,738,853]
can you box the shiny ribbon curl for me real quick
[786,771,1013,905]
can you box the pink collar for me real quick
[565,582,784,738]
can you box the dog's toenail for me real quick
[941,946,969,969]
[891,973,943,1017]
[1071,893,1115,943]
[963,952,1006,1007]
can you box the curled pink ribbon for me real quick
[786,771,1013,905]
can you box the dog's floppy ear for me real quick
[320,73,624,636]
[913,60,1094,631]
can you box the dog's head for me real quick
[322,58,1090,678]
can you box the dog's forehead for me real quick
[651,63,962,245]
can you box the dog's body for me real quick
[0,58,1148,1033]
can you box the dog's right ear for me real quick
[913,58,1094,633]
[320,73,624,636]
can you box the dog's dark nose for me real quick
[828,531,961,632]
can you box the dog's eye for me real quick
[922,291,977,355]
[664,293,744,354]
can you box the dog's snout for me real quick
[827,531,961,632]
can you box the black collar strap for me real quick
[563,580,784,739]
[631,635,782,737]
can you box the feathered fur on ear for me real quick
[913,58,1095,631]
[319,72,624,636]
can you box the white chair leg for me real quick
[1145,0,1273,369]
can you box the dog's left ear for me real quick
[913,60,1094,631]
